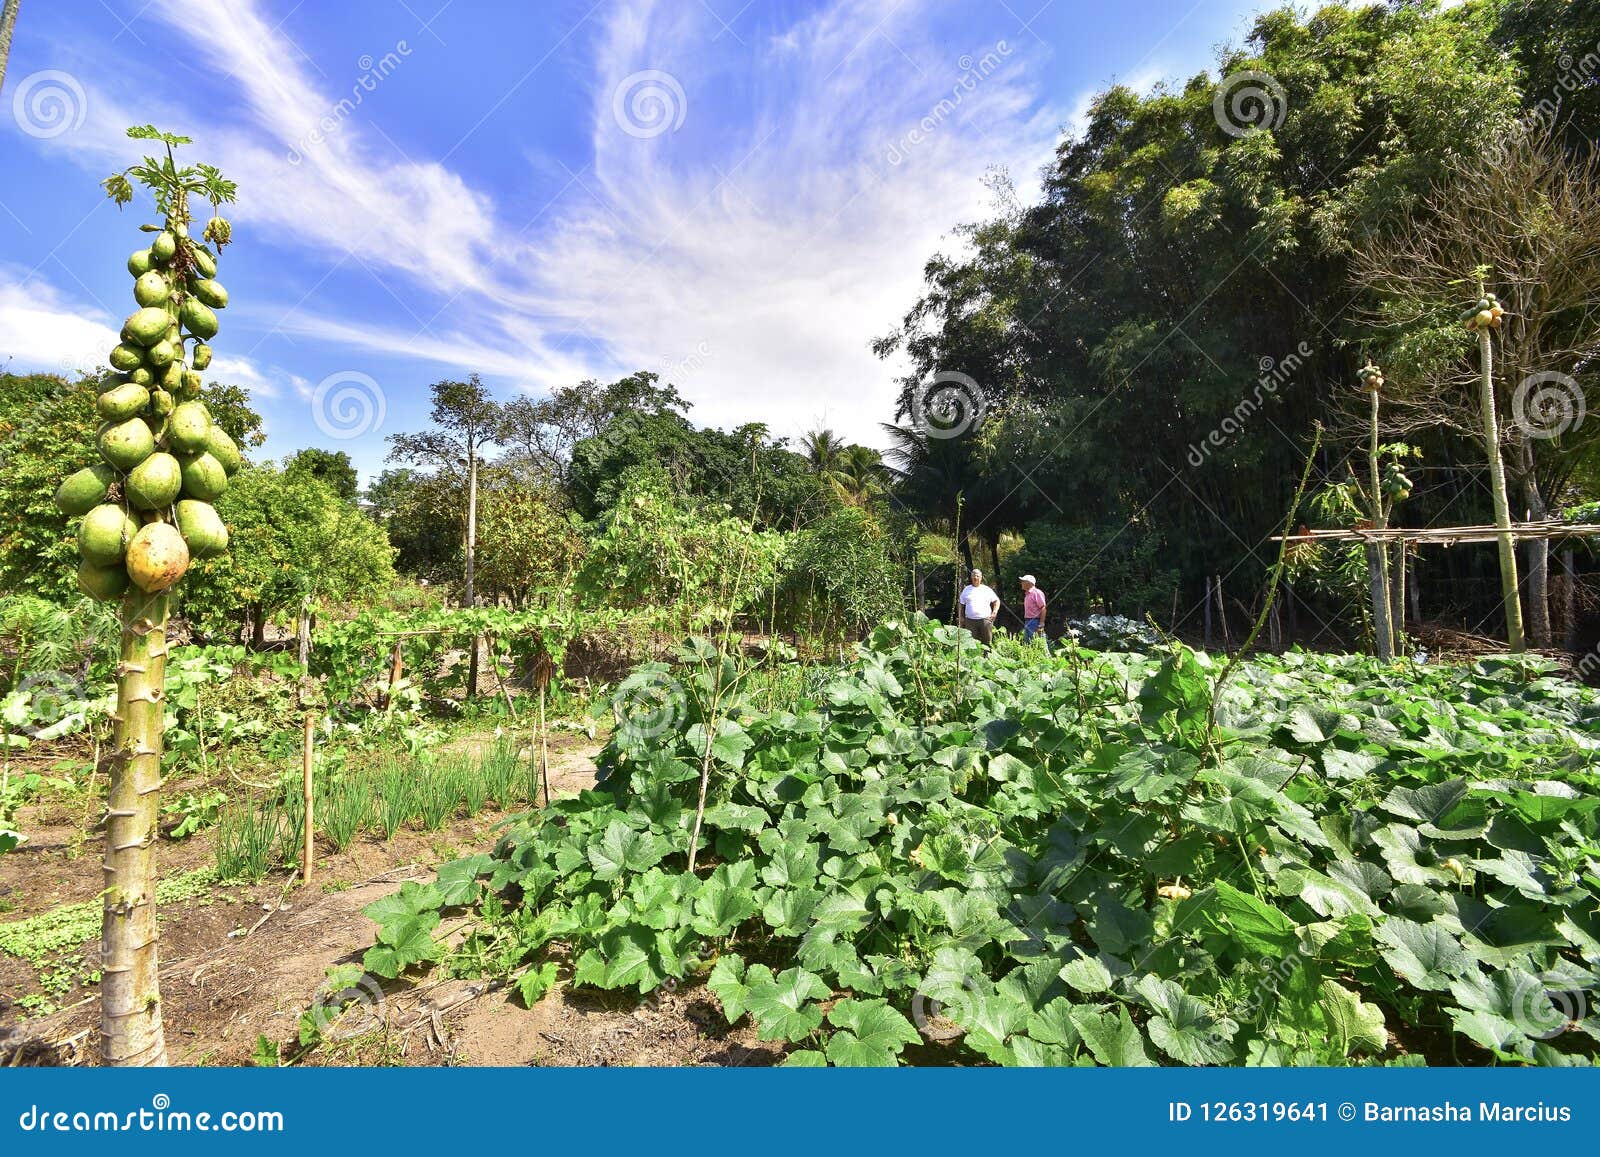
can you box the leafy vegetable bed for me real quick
[373,620,1600,1066]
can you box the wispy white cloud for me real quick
[0,264,283,399]
[37,0,1066,447]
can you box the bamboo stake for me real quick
[301,714,315,885]
[537,685,550,809]
[1367,384,1395,660]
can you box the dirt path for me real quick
[1,731,773,1067]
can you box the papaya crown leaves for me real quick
[102,124,238,231]
[127,124,193,147]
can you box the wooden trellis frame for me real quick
[1272,521,1600,546]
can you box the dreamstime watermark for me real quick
[1213,69,1288,138]
[311,371,386,440]
[911,370,987,440]
[612,669,686,743]
[886,41,1014,166]
[11,670,86,742]
[302,971,388,1041]
[612,70,687,139]
[659,340,712,379]
[287,43,414,165]
[1209,951,1304,1051]
[910,961,988,1042]
[1512,371,1585,440]
[11,70,88,139]
[1508,971,1591,1041]
[1486,38,1600,165]
[15,1094,284,1134]
[1187,342,1313,467]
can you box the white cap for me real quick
[1019,575,1036,584]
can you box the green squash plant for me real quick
[52,126,238,1065]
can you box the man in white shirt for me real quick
[958,569,1000,645]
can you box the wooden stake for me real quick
[301,714,315,885]
[379,642,404,710]
[1563,549,1578,651]
[1214,575,1232,648]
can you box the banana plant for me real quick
[50,125,238,1065]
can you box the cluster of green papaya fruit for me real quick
[1460,293,1505,332]
[1382,459,1413,502]
[53,218,237,602]
[1357,361,1385,393]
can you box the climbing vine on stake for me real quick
[57,126,238,1066]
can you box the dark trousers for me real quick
[962,616,993,645]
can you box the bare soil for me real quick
[0,731,778,1067]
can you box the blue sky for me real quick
[2,0,1272,483]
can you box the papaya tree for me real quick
[1350,362,1420,659]
[0,0,19,97]
[1461,283,1525,653]
[52,126,238,1065]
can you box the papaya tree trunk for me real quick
[1478,327,1527,652]
[465,439,480,699]
[101,588,170,1066]
[0,0,19,98]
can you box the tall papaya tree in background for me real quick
[388,377,502,696]
[53,126,239,1065]
[1351,123,1600,652]
[0,0,20,97]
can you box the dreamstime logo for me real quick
[1213,69,1287,138]
[12,70,88,139]
[304,972,387,1041]
[13,671,86,741]
[311,371,386,440]
[1508,970,1590,1041]
[910,967,987,1042]
[886,40,1014,165]
[287,42,413,164]
[612,670,686,743]
[659,340,712,379]
[54,346,106,381]
[1188,342,1313,467]
[1513,371,1585,440]
[611,70,687,139]
[1488,38,1600,165]
[911,371,987,440]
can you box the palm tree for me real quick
[832,444,888,505]
[802,428,847,476]
[882,421,975,570]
